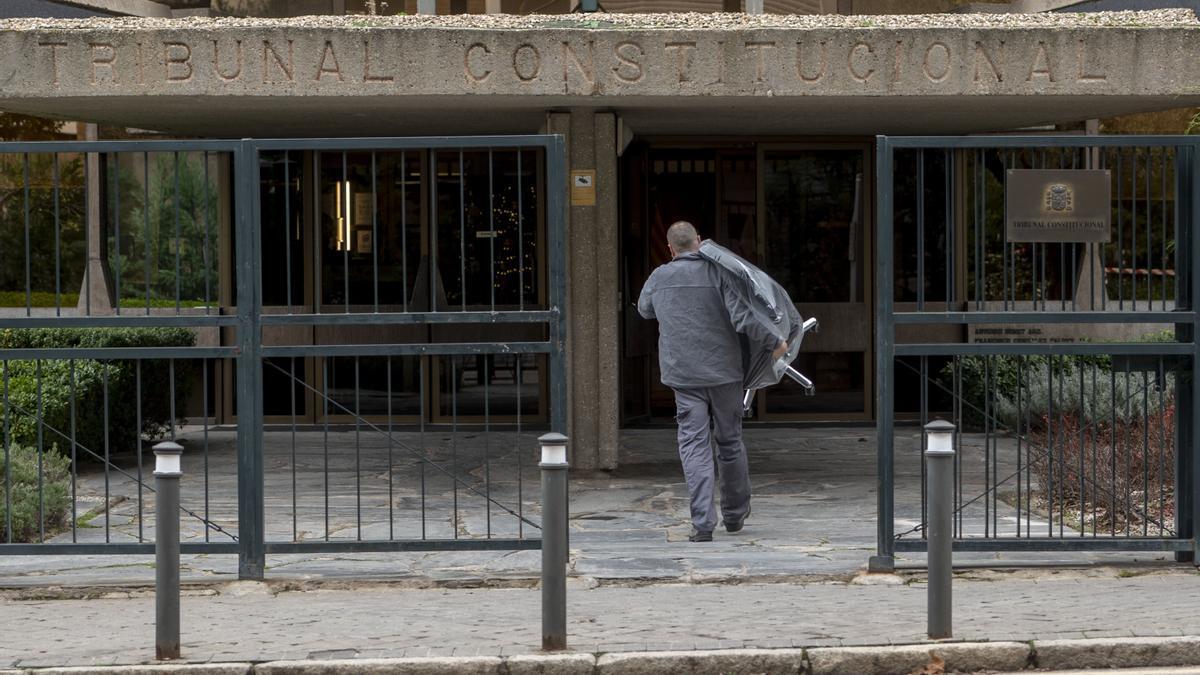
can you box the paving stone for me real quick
[595,649,806,675]
[807,642,1030,675]
[254,657,502,674]
[503,653,596,675]
[1035,636,1200,670]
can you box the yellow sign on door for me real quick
[570,170,596,206]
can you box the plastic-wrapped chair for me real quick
[697,240,819,415]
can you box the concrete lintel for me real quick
[2,19,1197,101]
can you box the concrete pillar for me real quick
[546,110,620,472]
[77,123,115,314]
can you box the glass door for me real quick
[757,144,872,420]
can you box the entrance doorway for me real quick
[620,141,872,423]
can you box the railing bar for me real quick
[944,149,953,311]
[1124,368,1132,537]
[1002,150,1009,309]
[53,154,62,316]
[144,152,152,314]
[1162,149,1169,311]
[1100,149,1107,312]
[36,360,44,543]
[917,150,925,311]
[984,356,991,537]
[343,151,350,313]
[173,152,182,313]
[84,152,91,316]
[1092,361,1099,537]
[1047,356,1054,536]
[489,149,496,313]
[323,358,330,541]
[401,151,408,313]
[113,154,122,316]
[516,353,523,538]
[1118,150,1124,310]
[372,151,379,313]
[1075,149,1084,309]
[518,150,525,312]
[285,150,293,309]
[1133,148,1139,312]
[975,149,982,311]
[1111,366,1117,537]
[169,359,176,440]
[920,355,927,535]
[1056,358,1064,537]
[203,152,212,315]
[430,150,438,314]
[69,361,77,543]
[1079,357,1085,536]
[1143,368,1151,537]
[1016,356,1023,537]
[387,355,394,541]
[23,154,32,316]
[485,355,492,538]
[420,356,426,540]
[452,358,459,539]
[954,356,962,537]
[314,150,322,315]
[1147,147,1153,313]
[290,357,298,542]
[136,361,144,542]
[1158,356,1166,536]
[460,149,467,312]
[103,364,110,542]
[203,358,210,543]
[1025,356,1032,536]
[355,356,362,541]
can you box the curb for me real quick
[9,636,1200,674]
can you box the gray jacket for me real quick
[637,252,783,389]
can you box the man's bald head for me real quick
[667,221,700,256]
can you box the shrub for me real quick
[0,443,71,543]
[1029,406,1175,535]
[0,328,196,461]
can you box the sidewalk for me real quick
[3,567,1200,670]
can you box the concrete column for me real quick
[546,110,620,472]
[77,123,115,314]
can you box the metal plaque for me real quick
[570,169,596,206]
[1005,169,1111,243]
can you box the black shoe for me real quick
[688,529,713,542]
[724,505,751,533]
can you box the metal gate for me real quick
[0,135,566,579]
[874,135,1199,571]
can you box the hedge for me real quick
[0,328,196,463]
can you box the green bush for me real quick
[0,443,71,543]
[0,328,196,461]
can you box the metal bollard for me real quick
[538,432,569,651]
[154,441,183,660]
[924,420,956,640]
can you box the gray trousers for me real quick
[672,382,751,533]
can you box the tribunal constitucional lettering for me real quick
[28,34,1113,93]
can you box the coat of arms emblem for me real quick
[1044,183,1073,212]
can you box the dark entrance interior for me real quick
[620,141,872,424]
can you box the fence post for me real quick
[925,420,955,640]
[538,432,569,651]
[154,441,183,660]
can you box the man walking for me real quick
[637,221,788,542]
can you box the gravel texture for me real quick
[0,8,1195,31]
